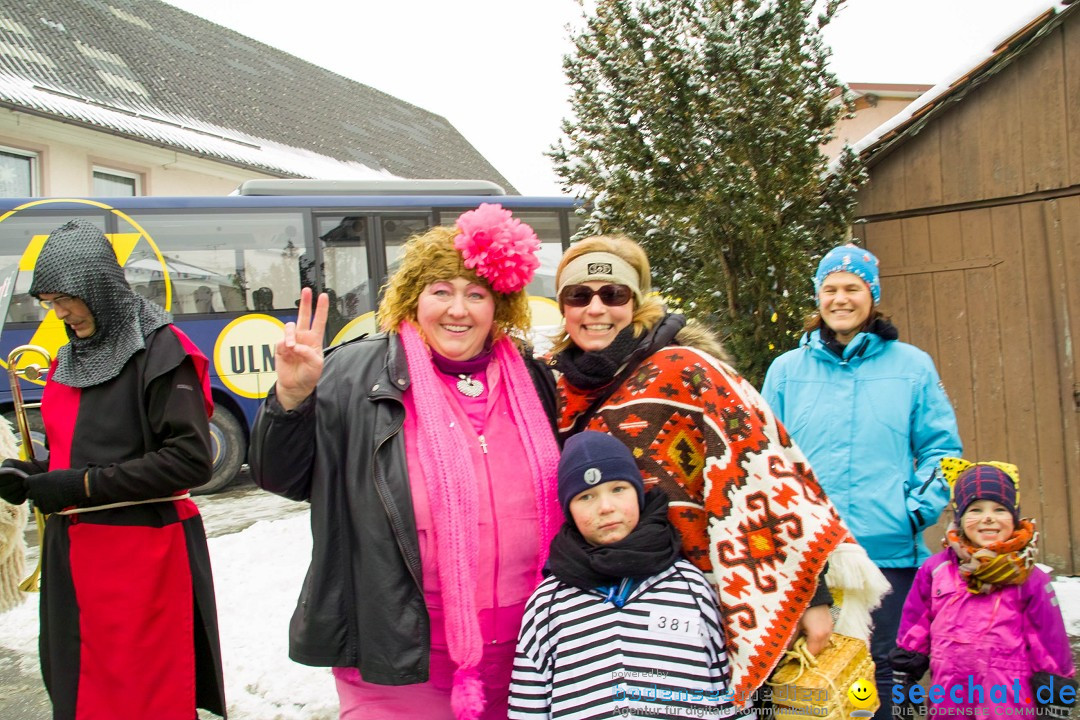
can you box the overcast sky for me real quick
[164,0,1057,195]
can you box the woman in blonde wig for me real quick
[251,204,560,720]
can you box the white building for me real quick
[0,0,515,197]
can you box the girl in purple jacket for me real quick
[890,459,1076,717]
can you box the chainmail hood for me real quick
[29,219,172,388]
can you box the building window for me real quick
[0,147,39,197]
[93,167,141,196]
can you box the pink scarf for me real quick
[398,322,559,719]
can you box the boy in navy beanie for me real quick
[510,431,740,719]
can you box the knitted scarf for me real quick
[398,322,560,720]
[553,324,640,390]
[547,488,681,590]
[945,519,1037,594]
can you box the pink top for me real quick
[343,357,541,701]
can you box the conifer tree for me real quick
[552,0,864,385]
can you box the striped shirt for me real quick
[509,559,745,720]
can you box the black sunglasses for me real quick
[559,284,633,308]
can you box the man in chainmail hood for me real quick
[0,219,227,718]
[28,219,171,387]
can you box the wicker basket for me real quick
[768,634,878,720]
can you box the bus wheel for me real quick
[193,406,245,495]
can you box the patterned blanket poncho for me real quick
[558,344,848,705]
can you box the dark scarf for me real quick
[29,219,171,388]
[553,313,688,391]
[821,314,899,358]
[552,324,640,390]
[547,488,681,591]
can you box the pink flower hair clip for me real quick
[454,203,541,294]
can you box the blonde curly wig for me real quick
[377,225,531,340]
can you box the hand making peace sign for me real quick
[274,287,329,411]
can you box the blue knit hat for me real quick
[814,244,881,304]
[558,431,645,518]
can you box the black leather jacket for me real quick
[249,332,556,684]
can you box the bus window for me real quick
[439,209,563,299]
[382,215,432,278]
[0,213,107,324]
[118,211,307,315]
[317,215,372,338]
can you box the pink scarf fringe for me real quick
[398,323,559,719]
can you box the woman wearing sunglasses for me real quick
[547,235,849,708]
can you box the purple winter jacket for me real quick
[895,549,1075,711]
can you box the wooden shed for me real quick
[849,2,1080,573]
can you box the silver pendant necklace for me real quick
[456,374,484,398]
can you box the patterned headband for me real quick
[557,252,643,304]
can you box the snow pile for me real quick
[1053,574,1080,637]
[209,513,337,719]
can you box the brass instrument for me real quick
[7,344,51,592]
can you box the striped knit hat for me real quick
[950,463,1020,523]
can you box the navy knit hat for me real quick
[814,243,881,304]
[558,431,645,517]
[952,464,1020,522]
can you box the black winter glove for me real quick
[26,468,89,514]
[1,457,48,475]
[0,466,29,505]
[1032,672,1078,720]
[889,648,930,715]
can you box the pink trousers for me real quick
[333,642,514,720]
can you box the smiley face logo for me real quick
[848,678,878,712]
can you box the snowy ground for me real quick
[1055,575,1080,635]
[2,510,1079,719]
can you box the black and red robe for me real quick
[38,325,226,719]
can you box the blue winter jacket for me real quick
[761,328,962,568]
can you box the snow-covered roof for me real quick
[0,73,393,180]
[0,0,514,189]
[835,1,1077,171]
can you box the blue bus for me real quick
[0,179,582,492]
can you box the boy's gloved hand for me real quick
[0,466,30,505]
[1032,672,1078,720]
[889,648,929,714]
[26,468,88,514]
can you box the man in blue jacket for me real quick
[762,244,962,720]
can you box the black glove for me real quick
[26,468,89,514]
[1,457,48,475]
[889,648,930,715]
[0,466,29,505]
[1032,672,1078,720]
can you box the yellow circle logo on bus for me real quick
[212,314,285,399]
[330,311,378,347]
